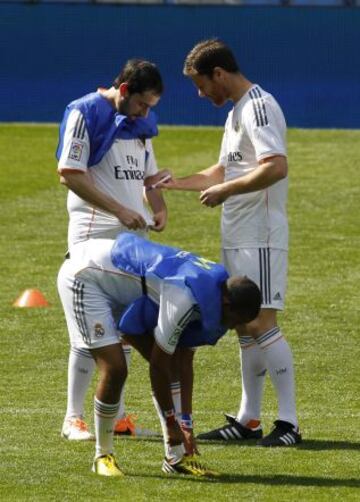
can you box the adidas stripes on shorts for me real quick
[222,247,287,310]
[57,259,123,349]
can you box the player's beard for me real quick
[211,95,227,107]
[118,96,139,120]
[118,96,130,116]
[209,88,228,107]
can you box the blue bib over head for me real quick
[56,92,158,167]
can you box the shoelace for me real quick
[103,455,115,468]
[73,418,89,432]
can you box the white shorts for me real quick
[222,247,287,310]
[57,260,124,350]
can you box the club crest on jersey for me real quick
[68,141,83,161]
[94,323,105,338]
[234,120,240,132]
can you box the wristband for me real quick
[180,413,193,429]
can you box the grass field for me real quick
[0,124,359,501]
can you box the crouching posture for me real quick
[57,232,261,477]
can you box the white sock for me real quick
[237,336,266,428]
[94,397,120,458]
[167,444,185,464]
[257,328,298,427]
[115,344,132,420]
[171,381,182,422]
[152,393,171,457]
[152,381,182,458]
[66,347,95,419]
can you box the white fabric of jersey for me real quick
[219,84,288,250]
[57,239,198,354]
[57,107,158,249]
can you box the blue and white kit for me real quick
[57,233,229,354]
[56,92,159,248]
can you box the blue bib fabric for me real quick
[112,233,228,348]
[119,295,158,336]
[56,92,158,167]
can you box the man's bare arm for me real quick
[59,169,147,230]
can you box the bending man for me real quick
[57,232,261,476]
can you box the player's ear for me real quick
[119,82,129,97]
[212,67,224,81]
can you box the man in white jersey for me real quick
[152,39,301,447]
[57,232,262,476]
[56,59,167,441]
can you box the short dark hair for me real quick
[113,59,163,96]
[183,39,239,78]
[225,276,261,324]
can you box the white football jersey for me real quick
[58,108,158,248]
[219,85,288,250]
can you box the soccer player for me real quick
[57,232,261,476]
[56,59,167,441]
[152,39,301,447]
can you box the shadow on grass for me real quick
[297,439,360,451]
[131,472,360,488]
[195,439,360,451]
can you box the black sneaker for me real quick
[197,414,263,441]
[258,420,302,447]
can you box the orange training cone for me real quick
[13,288,50,308]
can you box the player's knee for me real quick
[103,360,127,386]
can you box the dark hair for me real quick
[225,276,261,323]
[113,59,163,96]
[183,39,239,78]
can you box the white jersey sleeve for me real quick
[154,282,196,355]
[243,93,287,161]
[144,139,158,178]
[218,116,230,166]
[57,109,90,172]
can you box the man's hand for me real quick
[199,183,230,207]
[167,421,184,447]
[182,427,199,456]
[116,207,147,230]
[149,210,167,232]
[145,170,173,190]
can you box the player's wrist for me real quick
[180,413,193,430]
[163,408,177,427]
[224,180,238,198]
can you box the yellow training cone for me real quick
[13,288,50,308]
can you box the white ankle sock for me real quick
[66,347,95,419]
[171,381,182,422]
[152,393,171,457]
[152,384,182,460]
[237,336,266,427]
[94,397,120,458]
[257,328,298,427]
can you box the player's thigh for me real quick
[222,247,287,310]
[58,264,120,349]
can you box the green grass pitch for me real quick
[0,124,359,500]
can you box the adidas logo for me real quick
[273,292,282,300]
